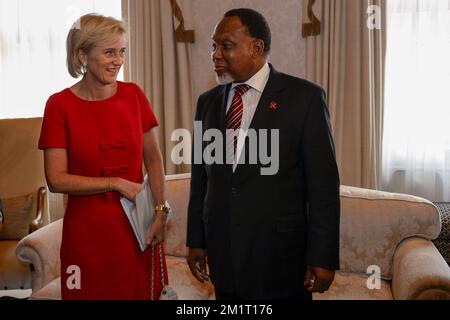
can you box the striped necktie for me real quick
[225,84,251,159]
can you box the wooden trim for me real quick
[30,186,46,233]
[169,0,195,43]
[302,0,321,38]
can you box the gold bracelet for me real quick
[109,176,112,192]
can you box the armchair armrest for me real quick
[339,186,441,278]
[15,219,63,292]
[392,237,450,300]
[30,187,49,232]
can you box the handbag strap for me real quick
[150,243,166,300]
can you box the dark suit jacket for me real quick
[187,65,340,299]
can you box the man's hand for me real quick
[304,265,335,293]
[187,248,210,283]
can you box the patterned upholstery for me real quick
[433,203,450,263]
[313,272,393,300]
[339,186,441,279]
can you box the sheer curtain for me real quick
[382,0,450,201]
[0,0,121,119]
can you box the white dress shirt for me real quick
[225,63,271,171]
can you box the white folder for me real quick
[120,175,170,252]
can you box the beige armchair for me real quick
[0,118,50,290]
[16,175,450,299]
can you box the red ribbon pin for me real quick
[269,101,278,110]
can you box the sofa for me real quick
[16,174,450,300]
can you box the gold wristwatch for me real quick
[155,203,171,218]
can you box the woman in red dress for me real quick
[39,14,168,300]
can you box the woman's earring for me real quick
[81,62,88,74]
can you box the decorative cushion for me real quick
[432,203,450,263]
[0,193,36,240]
[434,203,450,240]
[433,239,450,263]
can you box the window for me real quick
[382,0,450,201]
[0,0,122,119]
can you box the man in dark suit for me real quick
[186,8,340,300]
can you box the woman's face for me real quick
[81,35,126,85]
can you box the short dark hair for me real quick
[224,8,271,53]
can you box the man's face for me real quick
[211,16,259,84]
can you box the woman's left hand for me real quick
[145,213,166,245]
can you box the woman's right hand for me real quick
[113,178,144,202]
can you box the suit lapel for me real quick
[234,66,286,179]
[247,67,285,132]
[218,84,232,133]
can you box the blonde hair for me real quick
[66,13,127,78]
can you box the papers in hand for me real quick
[120,175,169,252]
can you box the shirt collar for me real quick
[231,62,270,93]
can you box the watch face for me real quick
[155,202,171,218]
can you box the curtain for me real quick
[0,0,121,119]
[382,0,450,202]
[304,0,386,189]
[122,0,194,175]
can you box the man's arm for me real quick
[186,96,210,282]
[301,86,341,292]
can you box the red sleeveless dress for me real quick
[39,81,168,300]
